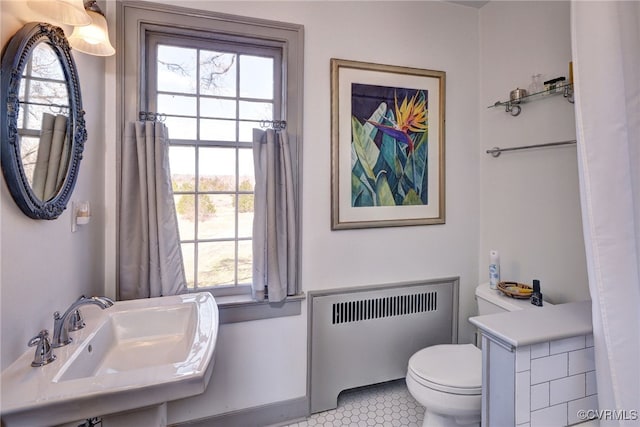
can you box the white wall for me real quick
[0,1,106,370]
[0,0,589,424]
[478,1,588,304]
[165,1,480,423]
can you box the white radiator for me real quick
[308,277,459,413]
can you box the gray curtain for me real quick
[252,129,297,302]
[32,113,68,200]
[119,121,186,300]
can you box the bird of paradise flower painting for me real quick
[350,83,429,207]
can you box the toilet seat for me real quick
[408,344,482,395]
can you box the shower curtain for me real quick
[571,2,640,424]
[119,121,187,300]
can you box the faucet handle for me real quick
[28,330,56,367]
[68,295,87,331]
[68,309,85,331]
[53,311,72,347]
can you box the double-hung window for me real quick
[120,2,303,302]
[147,34,281,293]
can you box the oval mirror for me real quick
[1,22,86,219]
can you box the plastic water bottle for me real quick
[489,250,500,290]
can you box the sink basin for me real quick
[56,303,198,382]
[1,292,218,427]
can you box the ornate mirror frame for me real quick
[1,22,86,219]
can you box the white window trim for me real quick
[115,1,304,321]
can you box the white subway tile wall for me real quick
[531,382,550,411]
[550,336,586,355]
[517,334,598,427]
[531,342,550,359]
[531,403,569,426]
[531,353,568,384]
[550,375,586,405]
[516,346,531,372]
[586,371,597,396]
[568,395,599,425]
[569,347,596,376]
[586,334,594,347]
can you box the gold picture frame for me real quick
[330,58,446,230]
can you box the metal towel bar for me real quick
[486,139,577,157]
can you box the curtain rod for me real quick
[138,112,287,131]
[259,120,287,131]
[486,140,577,158]
[139,111,166,122]
[20,100,69,110]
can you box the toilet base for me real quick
[422,410,480,427]
[406,373,481,427]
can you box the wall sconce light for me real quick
[68,1,115,56]
[71,201,91,232]
[27,0,92,26]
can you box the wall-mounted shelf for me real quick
[488,83,574,116]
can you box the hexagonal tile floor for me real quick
[282,379,424,427]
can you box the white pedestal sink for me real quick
[1,292,219,427]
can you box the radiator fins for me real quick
[331,291,437,325]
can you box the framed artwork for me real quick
[330,58,446,230]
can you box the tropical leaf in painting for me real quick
[351,116,384,207]
[362,102,388,141]
[351,116,379,183]
[379,119,406,176]
[350,91,431,207]
[414,130,429,204]
[398,168,415,201]
[395,180,406,205]
[402,189,423,205]
[404,130,429,203]
[352,170,375,207]
[350,139,359,170]
[351,145,370,206]
[375,173,396,206]
[376,140,399,201]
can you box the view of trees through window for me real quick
[152,38,278,290]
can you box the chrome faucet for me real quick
[52,295,114,348]
[28,329,56,367]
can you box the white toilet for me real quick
[406,283,550,427]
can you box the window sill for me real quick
[212,292,305,324]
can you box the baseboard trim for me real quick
[170,396,309,427]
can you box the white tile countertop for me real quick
[469,300,593,348]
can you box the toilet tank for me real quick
[475,283,552,315]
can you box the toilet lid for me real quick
[408,344,482,395]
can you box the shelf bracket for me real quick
[503,101,521,116]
